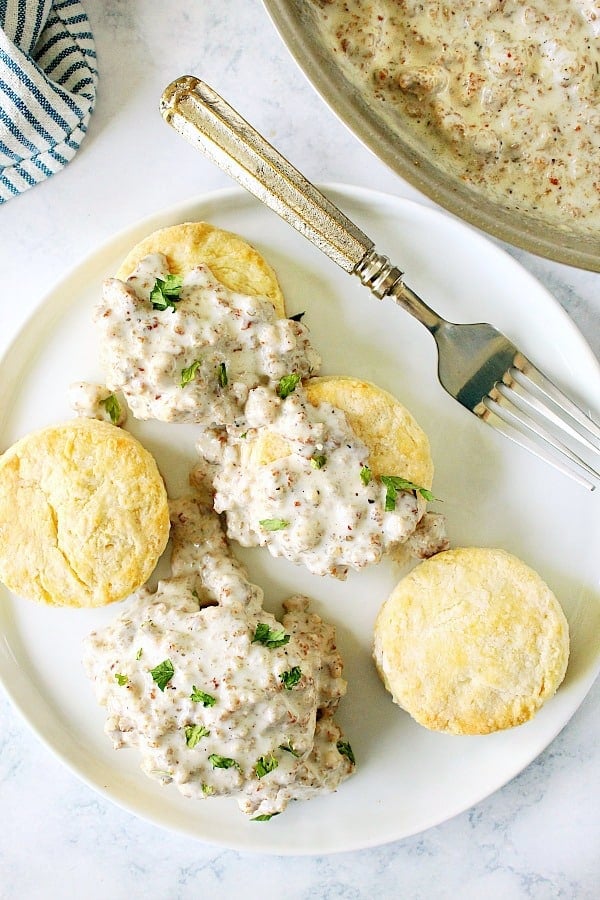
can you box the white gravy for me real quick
[203,385,448,578]
[83,497,354,819]
[94,254,320,428]
[313,0,600,227]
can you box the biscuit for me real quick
[0,419,170,608]
[305,376,434,489]
[245,376,434,490]
[373,547,569,734]
[115,221,286,317]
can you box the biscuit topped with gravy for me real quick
[209,375,448,577]
[96,222,318,427]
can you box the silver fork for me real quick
[160,76,600,490]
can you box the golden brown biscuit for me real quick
[0,419,170,608]
[305,376,433,489]
[244,376,434,490]
[116,221,286,317]
[373,547,569,734]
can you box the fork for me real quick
[160,76,600,490]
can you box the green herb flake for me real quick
[336,740,356,765]
[255,753,279,779]
[150,274,184,311]
[180,359,201,387]
[259,518,289,531]
[184,724,210,748]
[209,754,239,770]
[276,373,301,399]
[190,686,217,707]
[114,673,128,686]
[252,623,290,649]
[279,666,302,690]
[149,658,174,691]
[380,475,435,511]
[101,393,121,425]
[135,648,143,661]
[202,783,215,796]
[251,812,281,822]
[360,465,372,486]
[217,362,228,387]
[310,454,327,469]
[279,742,300,758]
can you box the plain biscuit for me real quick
[115,221,286,317]
[373,547,570,734]
[0,419,170,607]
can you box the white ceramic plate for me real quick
[1,186,599,856]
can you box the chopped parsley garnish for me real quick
[135,648,143,661]
[150,274,183,311]
[149,658,174,691]
[180,359,201,387]
[279,666,302,690]
[252,623,290,649]
[380,475,435,510]
[277,373,301,399]
[251,813,280,822]
[310,454,327,469]
[255,753,278,778]
[336,740,356,765]
[101,393,121,425]
[114,673,128,686]
[360,465,372,486]
[184,724,210,748]
[190,686,217,707]
[279,742,300,757]
[259,518,289,531]
[202,783,215,796]
[288,311,305,322]
[217,362,228,387]
[209,754,239,770]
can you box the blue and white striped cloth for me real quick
[0,0,97,202]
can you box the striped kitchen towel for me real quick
[0,0,97,202]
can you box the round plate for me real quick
[1,185,599,854]
[262,0,600,271]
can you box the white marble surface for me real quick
[1,1,599,896]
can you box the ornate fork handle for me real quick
[160,76,442,332]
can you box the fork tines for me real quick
[474,352,600,490]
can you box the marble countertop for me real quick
[1,2,598,897]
